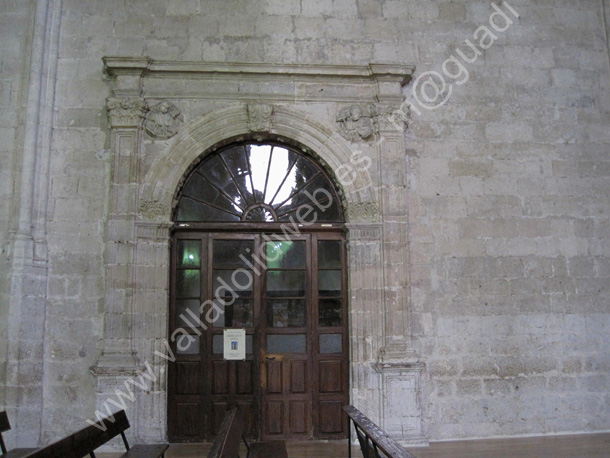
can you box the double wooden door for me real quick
[168,231,348,442]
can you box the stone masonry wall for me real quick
[0,0,34,444]
[2,0,610,445]
[404,0,610,438]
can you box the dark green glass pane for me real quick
[211,299,254,328]
[213,269,253,298]
[266,241,305,268]
[267,299,306,327]
[176,197,240,222]
[176,335,199,355]
[182,172,243,215]
[320,334,343,354]
[318,270,342,297]
[319,298,342,327]
[318,240,341,269]
[267,334,306,353]
[213,240,254,268]
[220,146,255,206]
[176,270,200,298]
[266,270,305,297]
[275,175,341,222]
[199,154,245,209]
[176,299,201,327]
[177,240,201,268]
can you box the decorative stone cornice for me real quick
[102,57,415,103]
[107,97,146,128]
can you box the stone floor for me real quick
[96,432,610,458]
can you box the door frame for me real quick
[167,225,349,442]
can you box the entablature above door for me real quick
[103,56,414,103]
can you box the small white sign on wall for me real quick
[223,328,246,360]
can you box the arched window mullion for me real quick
[268,155,299,207]
[272,171,321,211]
[218,153,252,210]
[276,195,333,219]
[181,195,243,219]
[194,170,246,212]
[174,142,344,223]
[243,146,258,204]
[262,147,274,203]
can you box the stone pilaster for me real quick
[375,362,428,445]
[132,221,172,442]
[91,91,147,417]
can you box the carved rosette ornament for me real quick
[336,104,377,142]
[144,101,183,139]
[247,104,273,132]
[106,97,146,128]
[138,200,165,219]
[347,202,380,223]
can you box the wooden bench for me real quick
[21,409,168,458]
[0,412,38,458]
[344,405,418,458]
[207,408,288,458]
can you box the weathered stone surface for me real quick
[1,0,610,449]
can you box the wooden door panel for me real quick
[289,401,308,434]
[169,231,348,442]
[173,401,203,439]
[211,402,228,435]
[265,401,284,435]
[237,361,254,394]
[319,360,343,393]
[290,360,307,393]
[176,362,202,394]
[319,400,343,434]
[237,401,256,436]
[266,361,283,393]
[212,361,230,394]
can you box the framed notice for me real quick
[223,328,246,360]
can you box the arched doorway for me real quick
[167,141,349,442]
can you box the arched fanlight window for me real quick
[175,143,344,223]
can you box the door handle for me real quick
[265,356,276,361]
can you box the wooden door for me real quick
[261,237,312,439]
[168,231,348,442]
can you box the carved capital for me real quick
[144,101,183,139]
[247,104,274,132]
[374,102,410,133]
[106,97,146,128]
[138,200,165,220]
[346,201,380,223]
[336,104,377,142]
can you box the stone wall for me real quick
[404,0,610,438]
[1,0,609,447]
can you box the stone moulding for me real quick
[99,55,425,445]
[103,57,415,103]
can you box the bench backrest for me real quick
[23,410,131,458]
[0,411,10,454]
[344,405,418,458]
[207,409,245,458]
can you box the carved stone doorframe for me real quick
[94,57,427,445]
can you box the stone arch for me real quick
[139,104,376,223]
